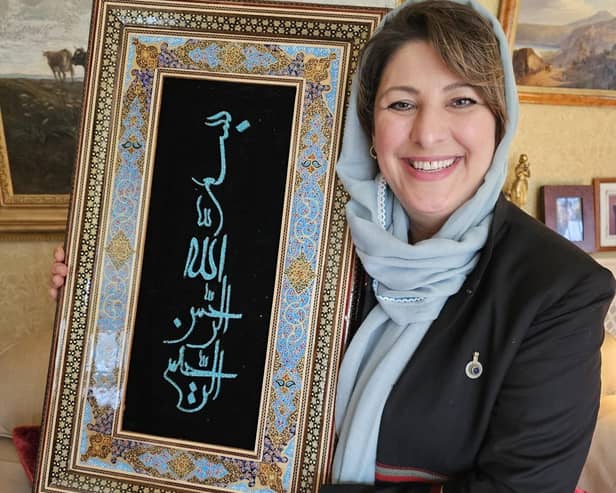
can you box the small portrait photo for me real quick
[610,194,616,236]
[594,178,616,251]
[556,197,583,242]
[542,185,595,252]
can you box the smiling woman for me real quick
[44,1,616,491]
[323,0,616,492]
[372,41,497,241]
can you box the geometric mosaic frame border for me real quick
[36,1,385,492]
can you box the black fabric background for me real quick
[122,76,296,449]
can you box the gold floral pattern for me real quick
[285,253,315,294]
[167,453,197,478]
[82,432,113,461]
[258,462,285,493]
[304,53,337,83]
[106,230,134,270]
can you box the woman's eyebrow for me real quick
[443,81,474,91]
[380,81,474,96]
[379,85,419,96]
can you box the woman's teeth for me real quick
[409,158,456,171]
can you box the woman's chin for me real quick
[404,197,456,223]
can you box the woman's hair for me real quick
[357,0,507,143]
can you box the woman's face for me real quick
[373,40,497,237]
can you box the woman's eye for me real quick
[388,101,414,111]
[450,97,477,108]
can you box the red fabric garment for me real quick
[12,425,40,483]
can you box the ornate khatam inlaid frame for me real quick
[36,1,385,492]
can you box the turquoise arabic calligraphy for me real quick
[163,110,250,413]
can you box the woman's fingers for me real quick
[49,270,66,300]
[51,261,68,278]
[50,272,66,288]
[53,245,65,263]
[50,245,67,300]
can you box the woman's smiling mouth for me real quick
[406,157,459,172]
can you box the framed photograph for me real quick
[34,1,385,492]
[499,0,616,106]
[593,178,616,251]
[542,185,595,252]
[0,0,93,233]
[592,254,616,336]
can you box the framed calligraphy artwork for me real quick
[499,0,616,106]
[35,0,385,492]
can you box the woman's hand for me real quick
[50,245,68,300]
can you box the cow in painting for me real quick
[72,48,87,71]
[42,49,74,82]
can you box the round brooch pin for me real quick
[465,352,483,379]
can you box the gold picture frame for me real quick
[0,109,69,234]
[35,0,385,491]
[499,0,616,106]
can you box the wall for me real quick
[511,104,615,218]
[490,0,615,220]
[0,239,57,355]
[286,0,615,220]
[1,0,614,349]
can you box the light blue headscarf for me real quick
[332,0,519,483]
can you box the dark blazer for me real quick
[322,195,616,493]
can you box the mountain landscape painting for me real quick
[511,0,616,92]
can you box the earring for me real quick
[369,145,377,160]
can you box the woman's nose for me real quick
[409,106,447,147]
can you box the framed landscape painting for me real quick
[0,0,93,233]
[499,0,616,106]
[34,0,385,492]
